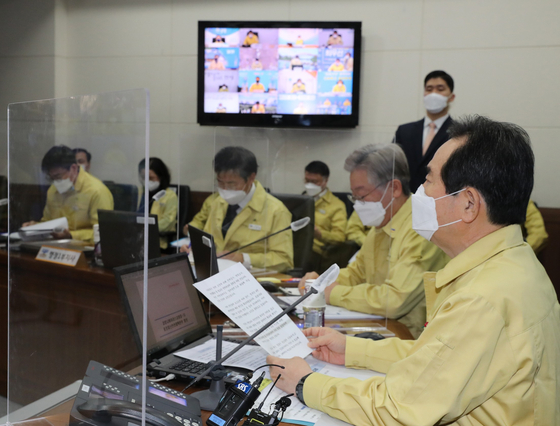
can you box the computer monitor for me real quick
[98,210,161,269]
[188,225,219,281]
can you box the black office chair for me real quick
[167,184,191,247]
[332,191,353,218]
[271,193,315,277]
[103,181,139,212]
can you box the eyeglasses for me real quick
[347,182,385,204]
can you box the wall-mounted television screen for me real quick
[197,21,362,128]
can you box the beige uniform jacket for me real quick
[330,198,449,338]
[524,199,548,253]
[204,181,294,272]
[148,187,178,249]
[304,225,560,425]
[312,189,347,254]
[189,192,219,231]
[345,210,371,247]
[42,169,114,243]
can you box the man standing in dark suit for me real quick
[394,70,455,192]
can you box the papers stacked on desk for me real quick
[278,296,384,320]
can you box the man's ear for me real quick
[461,187,480,224]
[389,179,403,198]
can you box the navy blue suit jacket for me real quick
[394,116,453,192]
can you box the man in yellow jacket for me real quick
[300,144,448,338]
[269,116,560,425]
[345,210,370,247]
[524,199,548,253]
[303,161,347,257]
[23,145,114,243]
[203,146,293,272]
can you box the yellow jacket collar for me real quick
[73,168,87,192]
[316,188,334,205]
[217,180,266,213]
[435,224,525,289]
[381,196,411,238]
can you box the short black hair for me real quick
[442,115,534,226]
[305,161,330,178]
[424,70,454,92]
[214,146,258,181]
[138,157,171,190]
[73,148,91,162]
[41,145,76,173]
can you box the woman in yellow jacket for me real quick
[138,158,178,250]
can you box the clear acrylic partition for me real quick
[5,89,151,424]
[211,126,397,333]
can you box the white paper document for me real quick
[175,339,269,371]
[254,356,385,426]
[279,296,384,320]
[10,217,70,240]
[194,263,312,359]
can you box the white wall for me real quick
[1,0,559,206]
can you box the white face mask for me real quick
[218,187,247,206]
[423,93,449,114]
[304,182,322,197]
[411,185,465,241]
[53,178,73,194]
[353,183,392,227]
[79,164,86,172]
[147,180,160,192]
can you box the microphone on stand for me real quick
[186,263,340,412]
[217,217,310,259]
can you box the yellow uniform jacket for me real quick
[249,83,265,93]
[304,225,560,425]
[190,192,219,231]
[328,62,345,72]
[148,187,178,249]
[330,198,449,337]
[312,189,347,254]
[42,169,114,243]
[332,84,346,93]
[524,199,548,253]
[345,210,371,247]
[204,181,294,272]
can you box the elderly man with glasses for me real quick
[299,144,448,338]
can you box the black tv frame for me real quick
[197,21,362,129]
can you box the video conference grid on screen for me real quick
[203,27,355,116]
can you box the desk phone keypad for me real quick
[100,365,201,426]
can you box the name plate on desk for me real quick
[36,245,87,267]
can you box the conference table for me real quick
[0,248,412,425]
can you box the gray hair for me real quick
[344,143,411,196]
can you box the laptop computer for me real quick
[114,252,249,383]
[98,209,161,269]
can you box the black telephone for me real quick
[70,360,202,426]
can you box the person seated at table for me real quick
[328,58,345,72]
[186,146,293,272]
[138,157,178,250]
[524,199,548,253]
[270,115,560,426]
[345,210,370,247]
[303,161,347,259]
[243,30,259,46]
[332,79,346,93]
[73,148,92,173]
[183,192,220,238]
[299,144,449,338]
[23,145,113,243]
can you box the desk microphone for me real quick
[218,217,310,258]
[185,263,340,412]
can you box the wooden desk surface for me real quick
[1,249,412,424]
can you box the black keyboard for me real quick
[169,359,207,374]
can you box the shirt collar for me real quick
[435,225,525,289]
[381,197,411,238]
[73,168,86,192]
[237,182,256,211]
[424,114,449,130]
[314,188,328,202]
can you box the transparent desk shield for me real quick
[208,127,419,339]
[4,89,155,425]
